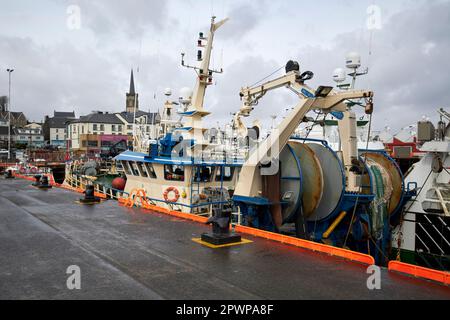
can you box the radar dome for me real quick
[346,52,361,69]
[332,68,346,83]
[179,87,193,104]
[164,88,172,96]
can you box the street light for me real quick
[6,69,14,161]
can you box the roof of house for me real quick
[54,111,76,118]
[117,111,161,124]
[48,117,71,129]
[70,112,122,125]
[0,111,26,122]
[13,127,43,136]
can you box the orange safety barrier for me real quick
[235,225,375,266]
[94,192,108,199]
[14,174,36,182]
[388,261,450,286]
[14,173,86,194]
[57,184,84,194]
[119,189,209,224]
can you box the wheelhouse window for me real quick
[144,163,157,179]
[122,161,132,175]
[215,166,235,182]
[130,162,140,176]
[193,166,214,182]
[164,165,185,181]
[136,162,148,177]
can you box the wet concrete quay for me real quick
[0,178,449,300]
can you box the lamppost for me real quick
[6,69,14,161]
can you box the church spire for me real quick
[129,69,135,95]
[126,69,139,113]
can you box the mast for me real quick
[177,16,228,159]
[190,16,228,110]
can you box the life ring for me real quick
[163,187,180,203]
[19,167,26,174]
[30,167,38,174]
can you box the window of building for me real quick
[193,166,214,182]
[101,141,113,147]
[215,166,235,182]
[164,165,185,181]
[81,126,84,134]
[112,125,116,132]
[118,125,123,132]
[93,124,98,131]
[100,124,105,131]
[87,140,98,147]
[127,125,133,130]
[144,163,157,179]
[56,135,59,141]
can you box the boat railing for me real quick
[65,173,128,201]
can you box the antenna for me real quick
[333,52,369,90]
[180,18,224,80]
[345,52,368,89]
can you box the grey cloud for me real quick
[288,1,450,131]
[205,55,297,129]
[2,0,449,134]
[67,0,169,38]
[219,1,269,40]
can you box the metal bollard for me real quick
[5,170,14,179]
[38,176,52,189]
[201,207,241,246]
[32,175,42,187]
[79,185,101,204]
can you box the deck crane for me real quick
[233,60,373,203]
[230,61,415,266]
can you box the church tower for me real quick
[126,69,139,113]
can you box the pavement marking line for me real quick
[192,238,253,249]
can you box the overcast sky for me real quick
[0,0,449,133]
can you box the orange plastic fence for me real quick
[119,189,208,224]
[388,261,450,286]
[14,173,85,194]
[14,174,36,182]
[235,225,375,266]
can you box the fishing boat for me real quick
[115,17,243,217]
[392,108,450,270]
[64,17,444,270]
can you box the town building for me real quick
[43,111,76,147]
[67,70,160,155]
[0,111,27,128]
[0,121,9,149]
[12,126,44,148]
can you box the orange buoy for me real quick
[112,177,126,191]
